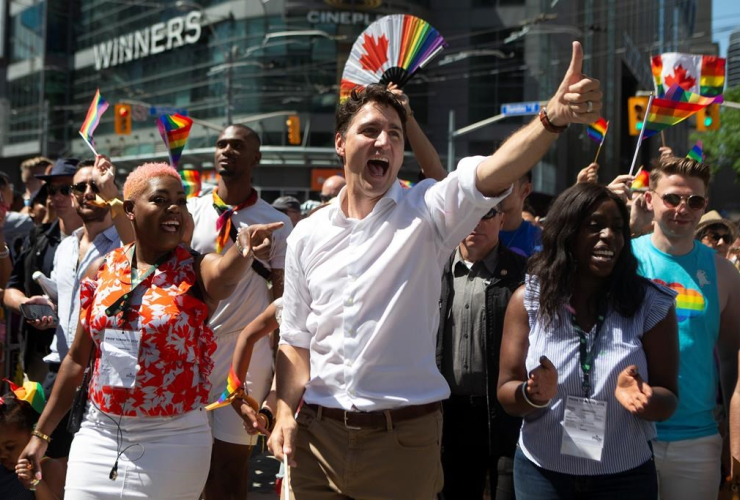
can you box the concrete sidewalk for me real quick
[248,442,280,500]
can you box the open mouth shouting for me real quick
[367,156,390,178]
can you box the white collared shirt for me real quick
[280,156,511,411]
[46,224,121,363]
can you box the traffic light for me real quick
[627,96,649,136]
[286,115,300,145]
[114,104,132,135]
[696,103,720,132]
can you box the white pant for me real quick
[654,433,722,500]
[65,405,212,500]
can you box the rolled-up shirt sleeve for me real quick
[278,231,313,349]
[424,155,513,250]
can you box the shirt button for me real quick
[346,297,354,306]
[347,328,355,336]
[463,334,468,339]
[465,304,470,309]
[135,364,141,371]
[349,389,355,397]
[346,359,353,367]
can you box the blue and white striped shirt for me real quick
[519,275,676,475]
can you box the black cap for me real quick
[35,158,80,181]
[272,196,301,212]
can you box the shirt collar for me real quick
[331,180,405,225]
[453,244,500,275]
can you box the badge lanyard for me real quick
[569,301,608,397]
[104,245,171,323]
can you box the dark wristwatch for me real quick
[539,107,568,134]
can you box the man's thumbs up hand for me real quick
[546,41,602,127]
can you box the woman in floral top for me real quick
[18,163,283,499]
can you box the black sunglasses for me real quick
[71,181,100,194]
[47,185,72,196]
[653,191,707,210]
[705,232,733,244]
[481,208,500,220]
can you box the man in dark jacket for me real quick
[437,204,527,500]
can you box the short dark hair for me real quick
[0,393,39,431]
[335,84,407,138]
[529,183,646,326]
[0,171,10,188]
[650,155,711,190]
[222,124,261,147]
[78,159,96,168]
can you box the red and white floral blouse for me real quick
[80,243,216,417]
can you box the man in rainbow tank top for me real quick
[631,155,740,500]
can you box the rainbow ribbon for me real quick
[206,367,250,411]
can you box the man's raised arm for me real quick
[476,42,602,196]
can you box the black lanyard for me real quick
[104,245,171,319]
[569,301,608,397]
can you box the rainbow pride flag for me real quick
[652,53,726,97]
[631,169,650,191]
[156,113,193,167]
[3,378,46,414]
[399,179,415,189]
[586,118,608,144]
[79,89,109,153]
[180,169,201,199]
[686,140,704,162]
[642,84,723,139]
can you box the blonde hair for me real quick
[123,162,181,199]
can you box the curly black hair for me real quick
[528,183,646,326]
[0,393,39,432]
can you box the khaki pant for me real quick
[289,404,444,500]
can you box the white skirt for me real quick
[65,404,212,500]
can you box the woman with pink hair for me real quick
[18,163,283,499]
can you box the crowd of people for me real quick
[1,40,740,500]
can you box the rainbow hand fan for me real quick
[340,14,448,101]
[156,113,193,167]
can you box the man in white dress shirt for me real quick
[270,42,602,499]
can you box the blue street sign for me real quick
[501,101,541,116]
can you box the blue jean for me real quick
[514,447,658,500]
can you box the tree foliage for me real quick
[692,85,740,179]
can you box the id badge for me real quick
[560,395,607,461]
[99,328,141,389]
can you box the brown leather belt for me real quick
[304,402,441,430]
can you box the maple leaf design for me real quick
[359,33,389,73]
[665,64,696,90]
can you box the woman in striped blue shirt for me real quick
[498,183,679,499]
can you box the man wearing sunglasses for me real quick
[319,175,346,204]
[4,159,82,387]
[631,155,740,500]
[437,205,526,500]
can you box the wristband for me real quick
[259,407,275,432]
[521,382,551,408]
[31,429,52,443]
[539,108,568,134]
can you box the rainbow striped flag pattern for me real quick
[156,113,193,167]
[631,169,650,191]
[641,84,723,139]
[79,89,109,152]
[586,118,608,144]
[3,378,46,414]
[205,367,243,411]
[652,53,726,97]
[180,169,201,199]
[399,179,415,189]
[686,140,704,162]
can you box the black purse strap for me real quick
[227,224,271,282]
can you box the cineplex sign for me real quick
[93,11,202,71]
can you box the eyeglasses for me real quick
[481,208,500,220]
[71,181,100,194]
[47,185,72,196]
[705,232,733,244]
[653,191,707,210]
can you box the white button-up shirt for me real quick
[45,225,121,363]
[280,156,511,411]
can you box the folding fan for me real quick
[340,14,448,101]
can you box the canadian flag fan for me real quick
[339,14,448,101]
